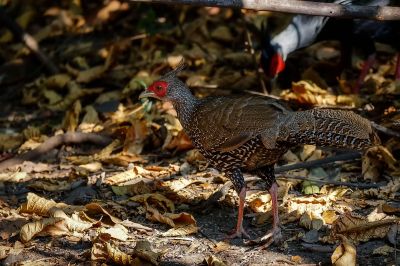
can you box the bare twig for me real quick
[275,152,361,173]
[371,122,400,138]
[0,7,59,74]
[276,174,384,188]
[244,25,268,94]
[0,132,112,171]
[129,0,400,21]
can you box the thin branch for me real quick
[129,0,400,21]
[0,132,112,171]
[0,7,59,74]
[371,122,400,138]
[275,152,361,173]
[244,24,268,95]
[276,174,384,188]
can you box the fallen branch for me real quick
[130,0,400,20]
[275,152,361,173]
[276,174,384,188]
[0,132,112,171]
[371,122,400,138]
[0,7,59,74]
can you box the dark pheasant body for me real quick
[139,64,379,242]
[171,93,378,191]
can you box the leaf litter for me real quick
[0,1,399,265]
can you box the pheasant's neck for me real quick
[172,92,199,132]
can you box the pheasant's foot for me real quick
[224,226,251,240]
[245,226,282,248]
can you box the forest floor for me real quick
[0,1,400,265]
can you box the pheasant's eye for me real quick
[148,81,168,97]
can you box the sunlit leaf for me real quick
[331,236,356,266]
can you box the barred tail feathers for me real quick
[281,109,380,150]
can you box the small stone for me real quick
[179,162,191,176]
[302,229,319,243]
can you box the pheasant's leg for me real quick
[246,165,282,247]
[225,187,250,239]
[257,182,282,248]
[224,168,250,240]
[354,53,376,93]
[395,53,400,80]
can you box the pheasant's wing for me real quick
[193,96,290,152]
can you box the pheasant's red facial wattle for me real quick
[148,81,168,98]
[269,53,285,77]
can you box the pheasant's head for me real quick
[260,27,285,78]
[261,46,285,78]
[141,80,169,100]
[139,61,190,103]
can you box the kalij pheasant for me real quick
[261,0,400,92]
[139,63,380,245]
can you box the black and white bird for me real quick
[261,0,400,92]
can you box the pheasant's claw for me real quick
[244,226,282,248]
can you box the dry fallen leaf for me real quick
[146,206,198,233]
[0,172,28,182]
[331,236,356,266]
[247,191,271,213]
[211,242,231,253]
[19,193,60,216]
[281,80,360,107]
[112,180,152,196]
[323,212,399,243]
[123,120,148,155]
[78,105,103,133]
[160,177,200,192]
[105,166,150,185]
[62,100,82,132]
[162,224,198,237]
[130,193,175,213]
[91,237,160,265]
[76,47,114,83]
[84,202,122,225]
[322,210,338,225]
[99,224,129,241]
[362,145,397,181]
[205,255,227,266]
[20,217,64,242]
[0,246,12,260]
[20,207,93,242]
[45,74,71,89]
[291,255,303,264]
[299,212,324,231]
[91,237,134,265]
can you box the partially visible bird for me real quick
[260,0,400,91]
[350,18,400,91]
[139,62,380,246]
[260,0,353,79]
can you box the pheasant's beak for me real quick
[139,90,155,99]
